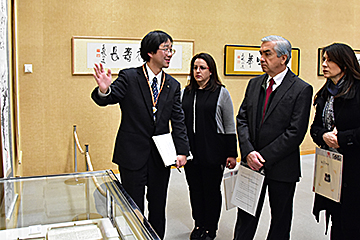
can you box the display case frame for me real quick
[0,170,159,239]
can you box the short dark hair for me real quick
[185,52,224,92]
[140,30,173,62]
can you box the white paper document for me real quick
[152,133,177,167]
[223,164,239,210]
[47,224,103,240]
[231,164,265,216]
[313,147,343,202]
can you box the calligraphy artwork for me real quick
[87,42,143,69]
[72,37,194,75]
[0,0,12,178]
[224,45,300,76]
[0,0,17,223]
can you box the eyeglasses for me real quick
[158,48,176,55]
[193,66,209,71]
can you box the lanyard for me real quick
[142,65,165,107]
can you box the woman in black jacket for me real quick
[311,43,360,239]
[181,53,237,240]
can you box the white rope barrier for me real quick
[85,152,93,171]
[86,152,106,196]
[74,130,85,154]
[74,125,106,197]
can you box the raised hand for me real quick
[93,63,112,94]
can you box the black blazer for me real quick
[237,70,313,182]
[311,80,360,227]
[92,66,189,170]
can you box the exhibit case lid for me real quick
[0,170,159,239]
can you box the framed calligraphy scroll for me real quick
[72,36,194,75]
[317,47,360,76]
[224,45,300,76]
[0,0,13,178]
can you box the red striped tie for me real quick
[262,78,274,123]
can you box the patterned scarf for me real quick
[322,77,345,130]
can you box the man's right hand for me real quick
[93,63,112,94]
[246,151,265,171]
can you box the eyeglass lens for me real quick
[159,48,175,54]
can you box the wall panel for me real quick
[16,0,360,176]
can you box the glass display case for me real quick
[0,170,159,239]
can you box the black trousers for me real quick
[233,178,296,240]
[118,151,170,240]
[330,204,360,240]
[184,160,225,234]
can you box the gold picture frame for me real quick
[72,36,194,75]
[224,45,300,76]
[317,47,360,76]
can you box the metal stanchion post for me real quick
[71,142,102,221]
[86,175,90,220]
[66,125,85,186]
[74,125,77,172]
[85,144,89,171]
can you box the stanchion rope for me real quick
[74,128,106,196]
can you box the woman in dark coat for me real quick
[181,53,237,240]
[310,43,360,239]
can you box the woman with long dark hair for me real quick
[311,43,360,239]
[181,53,237,240]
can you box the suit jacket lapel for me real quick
[263,71,295,122]
[250,75,266,137]
[136,67,153,118]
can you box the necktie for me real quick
[152,77,158,104]
[262,78,275,123]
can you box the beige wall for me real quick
[16,0,360,176]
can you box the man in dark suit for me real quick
[91,30,189,239]
[233,35,313,240]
